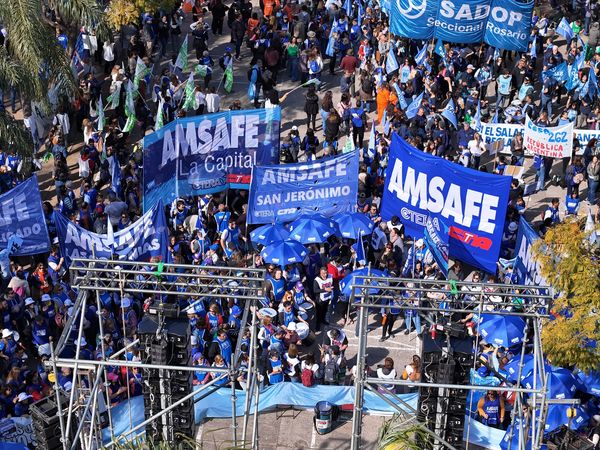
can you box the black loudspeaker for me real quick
[30,395,75,450]
[139,314,195,444]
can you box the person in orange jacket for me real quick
[376,82,391,124]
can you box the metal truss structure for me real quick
[46,258,265,450]
[45,259,558,450]
[349,274,557,450]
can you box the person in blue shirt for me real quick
[565,192,581,215]
[544,198,561,225]
[214,203,231,233]
[477,390,505,429]
[267,350,284,384]
[209,330,232,365]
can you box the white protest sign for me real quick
[523,116,573,158]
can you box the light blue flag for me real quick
[491,109,499,124]
[474,101,481,129]
[381,109,387,130]
[542,62,569,84]
[326,33,336,57]
[415,44,428,66]
[405,92,424,120]
[441,99,457,128]
[384,115,392,136]
[556,17,574,41]
[575,47,586,70]
[587,65,598,99]
[367,121,376,158]
[493,47,500,61]
[344,0,352,15]
[386,49,399,74]
[434,39,447,63]
[529,36,537,58]
[357,1,364,27]
[392,83,407,109]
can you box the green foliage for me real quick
[377,414,428,450]
[532,218,600,373]
[106,0,177,30]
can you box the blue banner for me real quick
[142,108,281,211]
[247,152,359,224]
[381,134,510,273]
[390,0,533,51]
[0,176,50,256]
[484,0,534,51]
[514,217,544,285]
[424,216,449,277]
[54,202,169,265]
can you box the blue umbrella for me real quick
[332,213,374,239]
[522,367,579,399]
[575,369,600,395]
[500,419,534,450]
[250,223,289,246]
[340,267,387,297]
[543,404,590,432]
[288,216,337,244]
[478,314,526,347]
[504,354,534,383]
[260,240,308,266]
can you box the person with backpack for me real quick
[321,344,345,385]
[301,353,319,387]
[350,98,367,148]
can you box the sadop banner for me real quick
[55,202,168,265]
[381,134,510,273]
[390,0,533,51]
[424,216,450,277]
[514,217,545,286]
[0,175,50,255]
[248,151,359,224]
[524,116,573,158]
[143,108,281,211]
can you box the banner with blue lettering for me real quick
[514,217,545,285]
[54,202,168,265]
[142,108,281,211]
[0,176,50,256]
[424,216,449,277]
[381,134,510,273]
[247,152,359,224]
[390,0,533,51]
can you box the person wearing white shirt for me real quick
[103,41,115,74]
[376,357,397,393]
[195,89,206,115]
[467,132,486,169]
[206,87,220,113]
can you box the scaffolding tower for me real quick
[46,258,265,450]
[45,259,559,450]
[349,275,556,450]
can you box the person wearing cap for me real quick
[76,336,93,361]
[227,305,242,339]
[107,372,127,406]
[23,297,37,324]
[292,281,315,321]
[13,392,32,417]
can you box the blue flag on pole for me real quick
[441,99,457,128]
[491,109,499,124]
[424,216,450,277]
[344,0,352,15]
[542,62,569,84]
[386,49,399,73]
[556,17,574,41]
[587,66,598,100]
[474,101,482,129]
[529,36,537,58]
[367,121,376,158]
[405,92,424,119]
[415,44,428,66]
[326,33,336,57]
[394,83,408,110]
[434,39,447,63]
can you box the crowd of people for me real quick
[0,0,599,446]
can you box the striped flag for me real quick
[123,80,136,133]
[175,34,189,72]
[224,58,233,93]
[367,121,376,158]
[97,97,105,131]
[556,17,574,41]
[405,92,424,119]
[107,83,121,109]
[195,64,209,78]
[155,99,165,130]
[441,98,457,128]
[415,44,428,66]
[183,72,196,110]
[386,49,399,74]
[133,57,149,89]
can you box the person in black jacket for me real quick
[231,13,246,59]
[304,84,319,130]
[209,0,229,35]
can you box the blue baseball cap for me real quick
[231,305,242,316]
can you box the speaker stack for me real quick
[417,333,473,449]
[30,395,74,450]
[138,311,195,444]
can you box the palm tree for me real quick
[0,0,105,172]
[377,413,429,450]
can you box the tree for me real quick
[377,414,429,450]
[0,0,105,170]
[106,0,177,30]
[532,218,600,373]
